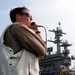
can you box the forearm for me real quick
[29,26,45,46]
[35,31,43,39]
[13,24,46,56]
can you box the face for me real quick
[16,9,33,28]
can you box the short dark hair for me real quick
[10,6,29,22]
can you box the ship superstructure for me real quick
[39,22,75,75]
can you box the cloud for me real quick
[0,0,75,56]
[0,9,10,15]
[27,0,75,57]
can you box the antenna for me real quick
[58,21,61,29]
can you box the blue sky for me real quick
[0,0,75,68]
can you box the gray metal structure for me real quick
[39,22,75,75]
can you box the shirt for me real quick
[0,23,45,75]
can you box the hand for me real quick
[29,26,39,32]
[38,56,44,60]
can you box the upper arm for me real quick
[12,24,46,56]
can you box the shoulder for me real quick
[11,22,22,27]
[11,22,28,29]
[8,22,24,31]
[9,22,30,33]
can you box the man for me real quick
[0,7,45,75]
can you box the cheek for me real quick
[27,18,32,23]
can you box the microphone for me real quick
[31,22,43,27]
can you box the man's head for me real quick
[10,6,33,27]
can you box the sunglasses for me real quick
[20,12,32,19]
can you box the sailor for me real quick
[0,6,45,75]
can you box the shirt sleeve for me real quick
[11,23,46,56]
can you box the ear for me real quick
[16,14,21,19]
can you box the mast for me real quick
[48,22,66,54]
